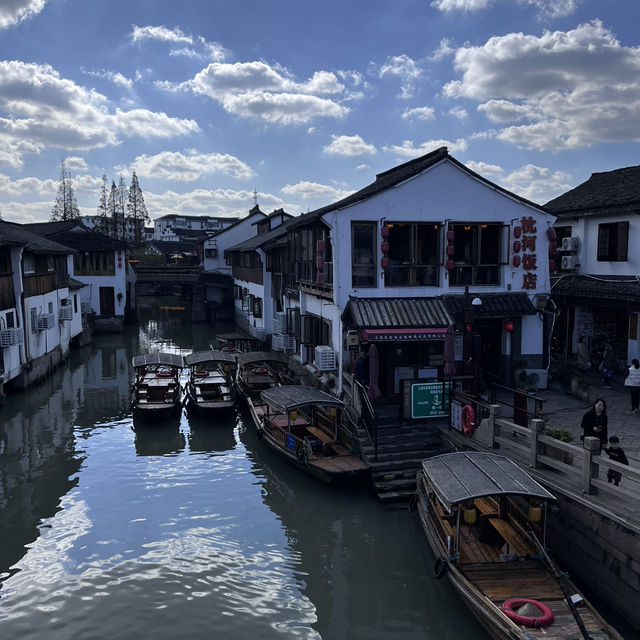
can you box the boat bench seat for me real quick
[474,497,499,517]
[488,518,533,557]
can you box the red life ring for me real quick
[461,404,476,435]
[502,598,555,628]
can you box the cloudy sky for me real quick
[1,0,639,224]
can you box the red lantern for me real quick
[380,226,390,238]
[513,240,521,253]
[445,260,454,271]
[512,255,521,268]
[446,245,455,256]
[504,321,514,332]
[513,226,522,238]
[547,228,557,241]
[465,323,472,333]
[316,240,325,253]
[316,272,324,285]
[381,256,390,269]
[316,257,325,270]
[549,259,556,272]
[380,241,389,254]
[446,230,455,242]
[548,241,557,255]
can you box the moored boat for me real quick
[415,451,623,640]
[235,350,289,403]
[250,384,369,483]
[184,350,237,417]
[131,352,184,420]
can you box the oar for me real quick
[525,523,593,640]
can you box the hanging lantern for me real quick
[464,508,477,525]
[547,228,557,241]
[513,240,521,253]
[548,259,556,272]
[316,256,325,270]
[381,256,390,269]
[289,410,298,422]
[445,260,454,271]
[528,506,542,522]
[513,226,522,238]
[512,255,521,268]
[381,241,389,254]
[504,321,514,332]
[316,239,325,254]
[446,229,455,242]
[316,272,324,285]
[380,226,389,238]
[447,245,455,257]
[548,241,557,255]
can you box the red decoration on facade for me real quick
[522,254,537,270]
[547,228,557,241]
[513,240,521,253]
[447,245,455,256]
[316,256,325,270]
[504,321,514,332]
[445,260,454,271]
[380,226,389,238]
[512,255,521,268]
[548,241,557,255]
[522,272,537,289]
[446,230,455,242]
[381,256,389,269]
[522,235,536,251]
[381,241,389,254]
[513,226,522,238]
[548,259,555,272]
[521,216,537,234]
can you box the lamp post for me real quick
[463,286,482,395]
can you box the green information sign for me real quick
[411,382,451,419]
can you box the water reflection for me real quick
[186,412,238,454]
[133,424,186,457]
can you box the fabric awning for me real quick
[361,327,448,341]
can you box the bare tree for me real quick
[127,172,149,244]
[96,174,110,234]
[50,160,80,221]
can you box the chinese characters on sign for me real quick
[512,216,538,290]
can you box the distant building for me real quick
[153,214,239,242]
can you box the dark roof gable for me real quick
[0,220,74,254]
[545,165,640,216]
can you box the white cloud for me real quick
[402,106,435,121]
[132,25,226,61]
[448,106,468,120]
[130,150,254,181]
[430,39,456,62]
[132,25,193,45]
[64,156,88,171]
[281,181,353,202]
[431,0,579,19]
[82,68,133,89]
[186,61,350,124]
[444,21,640,151]
[378,54,421,99]
[323,134,376,156]
[384,138,468,157]
[0,0,46,29]
[0,61,199,165]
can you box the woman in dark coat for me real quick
[580,398,608,451]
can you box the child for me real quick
[603,436,629,486]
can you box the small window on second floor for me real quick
[597,222,628,261]
[351,222,376,287]
[23,253,35,274]
[47,255,55,271]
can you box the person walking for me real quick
[577,336,590,370]
[580,398,608,451]
[624,358,640,412]
[600,339,616,388]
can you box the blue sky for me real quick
[1,0,639,224]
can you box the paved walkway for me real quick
[515,369,640,463]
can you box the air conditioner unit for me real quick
[561,236,579,252]
[0,328,24,347]
[314,345,337,371]
[80,301,91,314]
[59,305,73,321]
[273,311,288,334]
[561,255,579,270]
[37,313,56,331]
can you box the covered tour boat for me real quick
[416,451,622,640]
[250,385,369,483]
[235,350,289,403]
[184,350,237,417]
[131,352,184,420]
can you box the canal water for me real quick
[0,300,489,640]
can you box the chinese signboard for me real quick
[512,216,538,290]
[410,382,451,419]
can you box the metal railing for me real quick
[353,378,378,460]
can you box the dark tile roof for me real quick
[150,240,201,255]
[68,277,87,289]
[443,292,537,319]
[24,220,127,251]
[172,228,209,240]
[226,217,296,253]
[155,213,242,222]
[289,147,545,230]
[0,220,74,254]
[551,274,640,303]
[343,297,453,328]
[545,165,640,216]
[206,209,267,238]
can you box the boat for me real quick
[415,451,623,640]
[184,350,237,417]
[216,331,265,354]
[235,350,289,403]
[131,352,184,420]
[250,384,369,483]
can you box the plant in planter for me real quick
[543,427,574,465]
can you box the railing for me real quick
[353,378,378,460]
[490,382,545,427]
[23,273,57,297]
[484,407,640,499]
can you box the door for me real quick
[99,286,115,317]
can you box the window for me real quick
[30,307,38,333]
[253,297,262,318]
[74,294,78,314]
[6,311,15,328]
[597,222,628,261]
[23,253,35,274]
[351,222,376,287]
[385,223,439,287]
[449,223,501,286]
[47,255,55,271]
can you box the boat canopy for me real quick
[422,452,556,510]
[132,353,184,369]
[260,385,344,412]
[185,350,236,367]
[236,351,288,366]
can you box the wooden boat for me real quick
[184,350,237,417]
[416,451,623,640]
[235,350,289,403]
[131,352,184,420]
[249,384,369,483]
[216,331,264,354]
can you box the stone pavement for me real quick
[504,369,640,464]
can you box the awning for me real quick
[361,327,448,341]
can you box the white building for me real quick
[272,147,556,396]
[154,214,239,242]
[546,165,640,366]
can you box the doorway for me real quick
[99,287,115,317]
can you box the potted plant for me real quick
[543,427,574,465]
